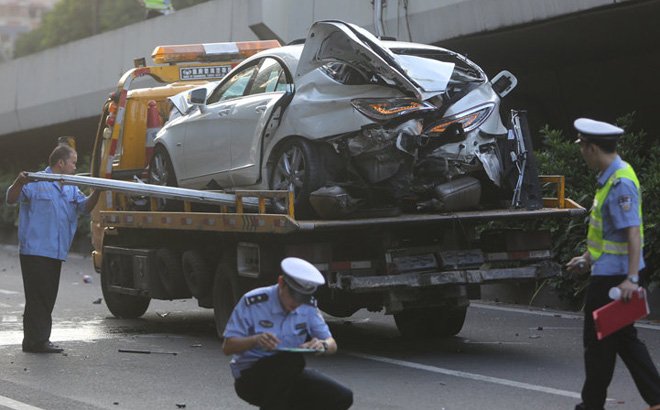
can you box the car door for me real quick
[229,57,293,186]
[180,63,259,188]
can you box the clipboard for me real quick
[592,288,650,340]
[275,347,318,353]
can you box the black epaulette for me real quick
[245,293,269,306]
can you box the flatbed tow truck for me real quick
[35,39,585,338]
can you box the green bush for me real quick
[536,113,660,302]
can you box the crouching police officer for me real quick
[223,257,353,410]
[566,118,660,410]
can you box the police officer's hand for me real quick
[618,279,640,302]
[15,171,29,186]
[254,332,280,351]
[566,256,589,273]
[301,338,326,353]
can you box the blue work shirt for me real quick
[9,167,89,261]
[223,284,332,378]
[591,155,645,276]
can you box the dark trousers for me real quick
[235,352,353,410]
[581,275,660,410]
[20,254,62,348]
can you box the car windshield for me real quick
[391,49,484,85]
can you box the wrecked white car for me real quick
[151,20,536,218]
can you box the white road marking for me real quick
[0,302,11,308]
[347,351,582,399]
[0,289,20,295]
[0,394,45,410]
[472,302,660,331]
[2,316,18,322]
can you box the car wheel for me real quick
[148,145,181,210]
[213,251,242,339]
[269,138,325,218]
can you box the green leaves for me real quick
[14,0,210,58]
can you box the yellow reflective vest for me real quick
[587,162,644,261]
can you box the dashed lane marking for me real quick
[0,289,20,295]
[0,394,45,410]
[347,351,582,399]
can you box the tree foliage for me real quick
[14,0,210,58]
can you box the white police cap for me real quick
[574,118,623,143]
[281,257,325,296]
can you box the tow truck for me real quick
[54,40,586,338]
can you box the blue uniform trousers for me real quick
[20,254,62,349]
[235,352,353,410]
[580,275,660,410]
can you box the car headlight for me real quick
[425,104,494,136]
[351,98,436,121]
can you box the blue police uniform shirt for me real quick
[11,167,90,261]
[592,155,645,276]
[223,284,332,378]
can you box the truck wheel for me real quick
[394,306,467,338]
[182,250,212,299]
[148,145,181,211]
[156,248,191,298]
[101,255,150,319]
[269,138,325,218]
[213,257,242,338]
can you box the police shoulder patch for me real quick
[618,195,633,212]
[245,293,269,306]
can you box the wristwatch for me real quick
[627,274,640,285]
[320,340,329,352]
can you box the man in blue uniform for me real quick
[6,143,102,353]
[223,257,353,409]
[566,118,660,410]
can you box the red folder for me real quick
[593,288,650,340]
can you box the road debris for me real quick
[83,275,93,284]
[118,348,178,356]
[93,298,103,304]
[156,312,170,318]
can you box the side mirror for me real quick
[490,70,518,98]
[189,88,207,105]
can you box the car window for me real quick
[321,62,369,85]
[248,58,289,95]
[207,64,259,104]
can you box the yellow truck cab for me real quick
[90,40,281,272]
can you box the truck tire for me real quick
[269,138,325,219]
[213,256,242,338]
[394,306,467,338]
[101,255,150,319]
[156,248,191,298]
[182,250,212,299]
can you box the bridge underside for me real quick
[2,0,658,170]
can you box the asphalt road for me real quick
[1,244,659,410]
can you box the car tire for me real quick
[269,138,325,218]
[148,145,181,211]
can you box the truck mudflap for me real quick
[329,260,558,292]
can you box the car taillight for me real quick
[351,98,435,121]
[425,104,494,136]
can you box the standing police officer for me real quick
[223,257,353,409]
[566,118,660,410]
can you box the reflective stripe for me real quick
[587,162,644,261]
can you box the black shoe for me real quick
[22,341,64,353]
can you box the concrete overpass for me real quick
[0,0,658,167]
